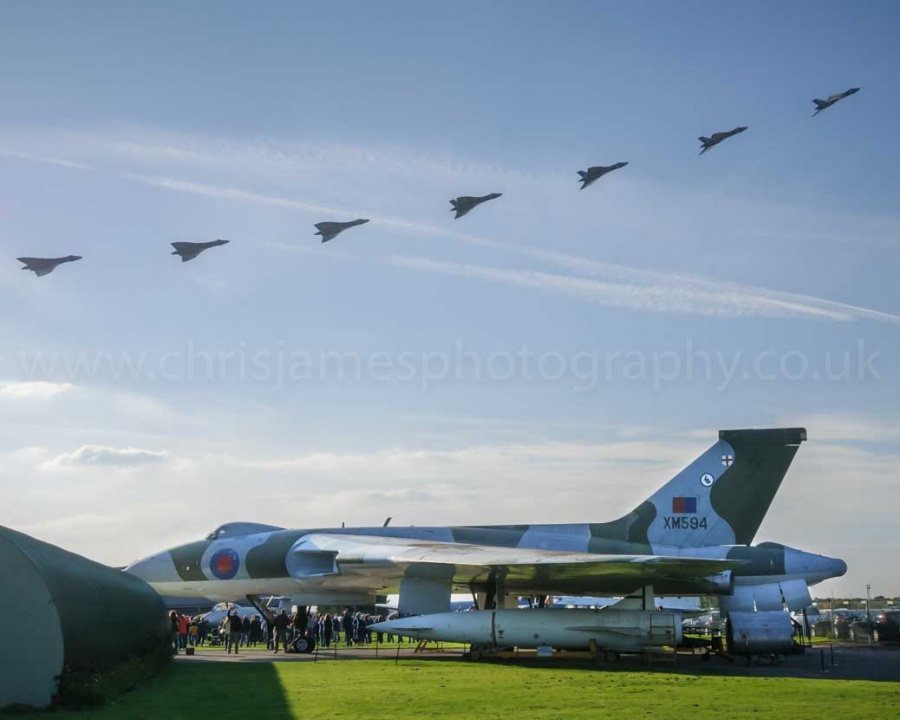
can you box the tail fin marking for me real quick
[588,428,806,550]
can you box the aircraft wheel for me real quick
[293,636,315,654]
[469,648,483,662]
[604,650,619,662]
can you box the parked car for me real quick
[803,609,833,637]
[848,610,900,642]
[832,609,863,639]
[791,606,827,636]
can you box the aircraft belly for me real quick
[149,578,304,599]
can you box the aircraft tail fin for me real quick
[577,171,587,179]
[813,99,827,108]
[589,428,806,549]
[698,136,710,143]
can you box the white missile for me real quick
[370,608,683,653]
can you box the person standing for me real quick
[250,615,261,647]
[225,610,242,654]
[321,613,332,648]
[342,609,354,646]
[168,610,179,654]
[177,613,190,652]
[273,610,289,654]
[189,617,200,647]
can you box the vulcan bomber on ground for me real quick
[170,239,229,262]
[449,193,502,219]
[812,88,860,116]
[577,162,628,190]
[314,219,370,243]
[17,255,82,277]
[698,127,748,155]
[126,428,845,628]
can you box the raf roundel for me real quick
[209,548,240,580]
[700,473,715,487]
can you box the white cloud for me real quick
[514,248,900,325]
[800,414,900,445]
[123,172,446,238]
[0,149,92,171]
[44,445,170,468]
[2,446,52,464]
[389,255,900,323]
[122,173,353,217]
[67,130,528,184]
[0,381,76,399]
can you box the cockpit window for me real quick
[204,522,284,540]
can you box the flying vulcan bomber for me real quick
[577,162,628,190]
[450,193,502,219]
[17,255,82,277]
[170,239,229,262]
[812,88,860,116]
[698,127,748,155]
[314,219,369,243]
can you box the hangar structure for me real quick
[0,525,168,709]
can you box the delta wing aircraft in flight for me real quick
[127,428,845,618]
[812,87,860,116]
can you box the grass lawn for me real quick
[16,658,896,720]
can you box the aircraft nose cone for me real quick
[832,558,848,577]
[124,553,180,583]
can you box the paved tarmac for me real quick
[175,642,900,682]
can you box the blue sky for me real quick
[1,1,898,598]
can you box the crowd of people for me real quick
[167,608,405,654]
